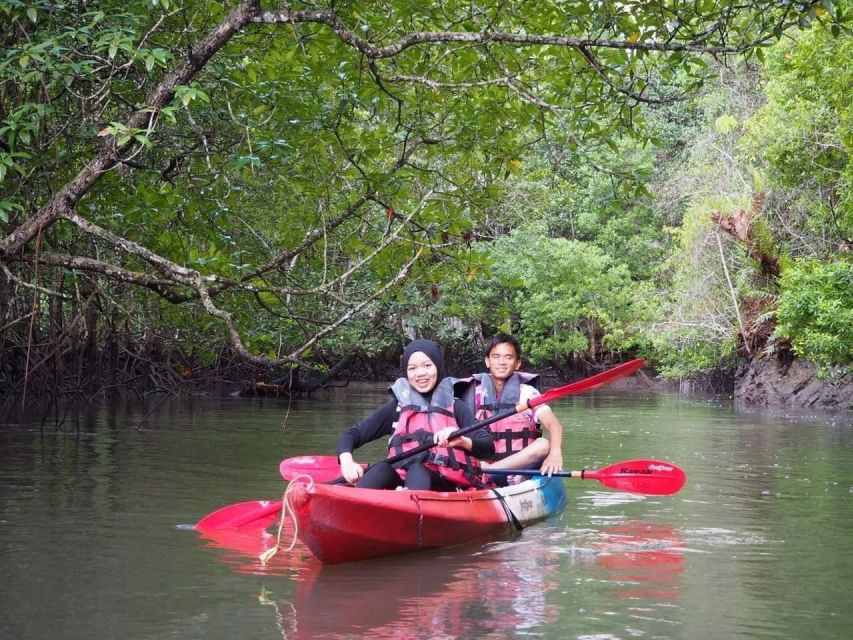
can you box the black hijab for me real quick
[402,339,445,379]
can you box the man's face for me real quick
[485,342,521,381]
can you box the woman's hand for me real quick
[339,453,364,485]
[434,427,471,450]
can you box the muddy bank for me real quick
[734,355,852,409]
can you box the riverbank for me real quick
[734,354,852,409]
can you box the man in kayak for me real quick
[337,339,495,490]
[462,333,564,482]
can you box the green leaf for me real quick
[714,114,739,134]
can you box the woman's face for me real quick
[406,351,438,394]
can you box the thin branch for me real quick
[255,9,780,57]
[285,247,424,361]
[715,231,751,354]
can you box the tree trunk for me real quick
[0,267,8,347]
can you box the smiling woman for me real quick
[405,348,439,394]
[335,339,495,491]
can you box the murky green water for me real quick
[1,384,852,639]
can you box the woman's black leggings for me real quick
[355,461,401,489]
[355,460,458,491]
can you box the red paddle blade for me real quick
[194,500,282,531]
[280,455,368,482]
[280,455,350,482]
[532,359,644,408]
[585,459,686,496]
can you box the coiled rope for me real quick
[259,474,315,565]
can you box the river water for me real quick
[1,384,851,640]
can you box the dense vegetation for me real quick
[1,1,850,406]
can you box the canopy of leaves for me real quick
[430,224,647,371]
[0,0,849,394]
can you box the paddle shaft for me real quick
[386,358,643,466]
[384,404,520,466]
[328,406,523,484]
[485,469,590,478]
[342,358,645,479]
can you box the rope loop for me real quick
[259,474,314,565]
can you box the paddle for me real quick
[280,455,365,483]
[281,456,686,495]
[284,358,645,484]
[485,459,686,495]
[195,358,645,530]
[195,499,283,531]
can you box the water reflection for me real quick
[593,520,684,601]
[200,518,684,639]
[204,526,563,639]
[283,550,560,640]
[197,520,316,576]
[546,517,685,633]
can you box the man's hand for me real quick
[539,448,564,476]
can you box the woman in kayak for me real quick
[337,339,495,490]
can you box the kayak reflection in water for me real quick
[336,339,495,490]
[259,544,561,640]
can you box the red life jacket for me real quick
[463,372,543,461]
[387,377,483,488]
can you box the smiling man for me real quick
[462,333,564,482]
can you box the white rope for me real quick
[259,474,315,565]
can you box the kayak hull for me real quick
[287,476,566,564]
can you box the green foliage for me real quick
[642,21,852,380]
[646,201,747,377]
[2,0,850,385]
[440,225,644,368]
[649,325,741,379]
[775,258,853,371]
[513,141,667,278]
[742,14,853,249]
[0,2,175,194]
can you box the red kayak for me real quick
[285,476,566,564]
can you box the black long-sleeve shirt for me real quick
[336,397,494,460]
